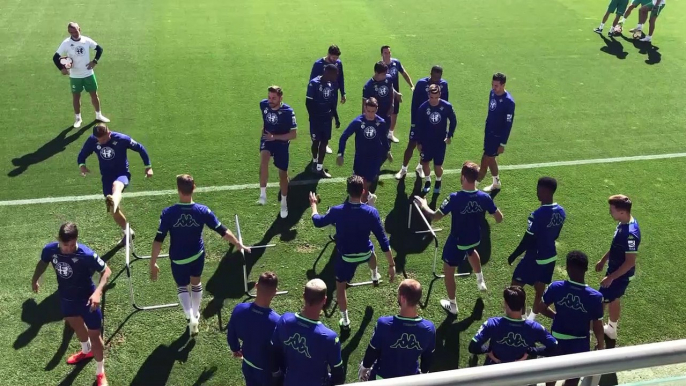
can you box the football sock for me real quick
[372,267,379,278]
[400,165,408,172]
[281,195,287,206]
[476,272,484,282]
[527,311,538,321]
[493,175,500,185]
[316,164,323,171]
[81,339,92,354]
[599,22,605,29]
[260,187,266,197]
[96,360,105,375]
[312,158,317,163]
[191,283,203,319]
[425,175,431,183]
[608,320,618,329]
[436,176,442,182]
[75,113,82,120]
[341,310,349,324]
[177,286,192,319]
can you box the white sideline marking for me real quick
[1,152,685,207]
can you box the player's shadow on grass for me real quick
[341,306,374,375]
[7,122,95,177]
[599,34,629,59]
[432,298,485,372]
[192,366,218,386]
[130,330,196,386]
[618,34,661,64]
[307,236,338,312]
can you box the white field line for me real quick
[1,152,685,207]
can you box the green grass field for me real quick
[2,0,686,385]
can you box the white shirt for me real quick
[56,36,98,78]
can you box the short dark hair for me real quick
[304,279,327,305]
[347,175,365,198]
[380,45,391,54]
[430,65,443,75]
[58,222,79,243]
[328,45,341,56]
[93,123,109,138]
[461,161,480,183]
[374,61,388,74]
[504,286,526,312]
[364,97,379,108]
[258,271,278,290]
[177,174,195,195]
[323,64,338,74]
[493,72,507,84]
[609,194,632,212]
[268,85,283,96]
[428,84,441,95]
[538,177,557,194]
[398,279,422,307]
[566,250,589,272]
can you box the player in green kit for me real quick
[622,0,654,36]
[637,0,666,42]
[594,0,630,36]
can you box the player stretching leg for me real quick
[32,223,112,386]
[469,286,558,365]
[310,175,395,330]
[310,45,346,154]
[271,279,345,385]
[536,251,605,386]
[508,177,566,321]
[594,0,629,36]
[228,272,281,386]
[358,279,435,381]
[258,85,297,218]
[596,195,640,341]
[53,22,109,128]
[395,66,449,180]
[415,84,457,195]
[477,73,515,192]
[639,0,666,42]
[337,98,392,205]
[381,45,414,144]
[150,174,250,335]
[306,64,339,178]
[77,123,152,246]
[414,162,503,315]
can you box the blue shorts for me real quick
[170,254,205,286]
[512,258,556,286]
[409,125,418,141]
[61,297,103,330]
[420,143,447,165]
[102,173,130,196]
[483,135,502,157]
[556,337,590,355]
[242,360,270,386]
[442,236,476,267]
[260,141,289,171]
[353,157,382,183]
[309,117,332,141]
[335,251,371,283]
[599,279,630,303]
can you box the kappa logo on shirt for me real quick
[547,213,565,228]
[284,333,311,358]
[460,201,483,214]
[173,214,200,228]
[496,332,528,348]
[390,333,423,350]
[557,293,588,313]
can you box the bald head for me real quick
[398,279,422,307]
[304,278,327,306]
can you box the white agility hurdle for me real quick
[409,201,471,279]
[234,214,286,297]
[124,223,179,311]
[326,235,383,288]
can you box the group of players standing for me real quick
[32,22,641,386]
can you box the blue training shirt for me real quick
[40,242,106,300]
[523,203,566,264]
[260,100,297,137]
[306,76,339,118]
[415,99,457,145]
[156,203,225,262]
[310,58,345,97]
[337,114,390,161]
[77,131,151,177]
[438,190,497,249]
[607,217,641,281]
[543,280,604,340]
[472,316,557,364]
[386,58,405,92]
[485,90,515,145]
[362,75,395,118]
[227,302,280,372]
[411,77,449,127]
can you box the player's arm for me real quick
[88,252,112,310]
[468,321,491,355]
[126,137,152,172]
[272,111,297,141]
[499,100,515,147]
[336,120,356,158]
[532,325,559,357]
[410,82,423,127]
[596,250,610,272]
[77,137,96,174]
[226,306,242,356]
[420,326,437,374]
[31,248,53,292]
[399,63,414,89]
[507,215,535,265]
[331,103,340,127]
[371,210,395,279]
[311,203,336,228]
[54,42,69,73]
[309,63,318,82]
[270,322,285,383]
[360,322,382,380]
[604,253,636,282]
[338,61,346,99]
[447,105,458,139]
[205,209,249,251]
[52,52,63,70]
[305,81,316,116]
[150,211,170,280]
[535,286,557,319]
[328,335,345,385]
[381,119,391,153]
[414,196,446,222]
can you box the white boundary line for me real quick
[1,152,685,207]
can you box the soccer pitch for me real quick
[2,0,686,384]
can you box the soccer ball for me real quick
[60,57,72,69]
[613,25,623,34]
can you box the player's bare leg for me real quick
[363,179,376,206]
[629,5,648,35]
[479,155,501,192]
[527,282,547,321]
[477,153,491,185]
[314,140,331,178]
[368,252,380,284]
[188,275,202,336]
[468,250,487,291]
[278,169,289,218]
[604,299,621,339]
[388,114,399,143]
[421,161,432,193]
[64,317,94,364]
[641,14,657,41]
[258,150,270,205]
[336,281,350,329]
[87,328,108,385]
[108,181,125,214]
[72,93,83,128]
[395,140,423,179]
[89,91,109,123]
[433,164,444,193]
[440,263,458,315]
[595,11,613,33]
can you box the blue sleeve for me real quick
[484,195,498,214]
[626,233,639,253]
[416,107,426,145]
[306,80,316,100]
[410,84,422,126]
[397,60,405,74]
[126,137,151,167]
[270,318,284,372]
[337,120,357,156]
[471,321,491,349]
[541,284,555,305]
[327,335,344,382]
[77,137,95,166]
[447,105,457,138]
[420,324,436,373]
[591,294,604,320]
[537,324,558,353]
[362,82,372,100]
[362,321,382,367]
[40,246,52,263]
[501,100,515,145]
[227,305,242,352]
[309,62,318,81]
[156,210,170,242]
[312,207,337,228]
[443,81,449,101]
[380,119,391,152]
[289,109,297,130]
[338,61,345,96]
[437,195,453,216]
[526,213,536,235]
[371,210,390,252]
[87,249,107,273]
[204,207,225,235]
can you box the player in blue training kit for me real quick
[150,174,249,336]
[258,85,298,219]
[31,222,112,386]
[77,123,152,245]
[358,279,435,381]
[380,45,414,144]
[362,61,402,140]
[415,83,457,195]
[415,161,503,315]
[310,44,346,127]
[271,279,345,386]
[395,65,449,180]
[337,97,392,205]
[469,286,558,365]
[309,175,395,330]
[508,177,567,321]
[478,72,515,193]
[596,194,640,340]
[536,251,605,386]
[228,272,281,386]
[306,64,339,179]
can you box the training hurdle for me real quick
[409,200,470,279]
[124,223,179,311]
[234,214,286,297]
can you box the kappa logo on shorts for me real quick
[496,332,528,348]
[99,147,115,160]
[390,333,423,350]
[363,126,377,139]
[489,99,497,111]
[265,112,279,125]
[55,261,73,279]
[429,111,442,124]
